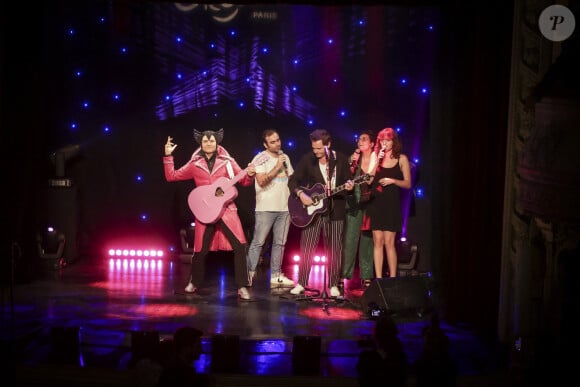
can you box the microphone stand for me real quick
[295,147,343,315]
[321,258,329,314]
[320,148,332,314]
[305,245,330,315]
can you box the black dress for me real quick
[367,159,403,231]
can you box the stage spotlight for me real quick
[48,144,81,189]
[41,145,81,263]
[49,144,81,179]
[396,239,419,276]
[292,335,321,375]
[36,226,66,270]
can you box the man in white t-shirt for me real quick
[247,129,295,287]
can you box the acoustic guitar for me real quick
[288,173,371,227]
[188,153,269,224]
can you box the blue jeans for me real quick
[247,211,290,275]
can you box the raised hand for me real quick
[165,136,177,156]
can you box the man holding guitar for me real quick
[287,129,354,298]
[163,128,256,300]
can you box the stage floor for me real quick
[2,252,507,384]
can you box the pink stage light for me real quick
[108,247,165,258]
[290,253,328,264]
[108,257,164,271]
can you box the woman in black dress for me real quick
[366,127,412,278]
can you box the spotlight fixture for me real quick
[396,240,419,276]
[49,144,81,187]
[36,227,66,270]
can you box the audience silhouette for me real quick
[414,312,457,387]
[356,314,408,387]
[157,326,215,387]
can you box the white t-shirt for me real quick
[252,151,293,212]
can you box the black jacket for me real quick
[288,149,352,221]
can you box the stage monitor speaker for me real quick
[360,276,432,317]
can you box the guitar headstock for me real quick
[356,173,372,184]
[251,152,271,168]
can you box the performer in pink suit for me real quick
[163,128,256,300]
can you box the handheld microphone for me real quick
[379,145,387,161]
[278,150,288,169]
[351,149,361,168]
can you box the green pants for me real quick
[342,207,374,280]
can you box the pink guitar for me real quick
[187,153,269,224]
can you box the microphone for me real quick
[350,149,361,169]
[324,146,330,160]
[379,145,387,161]
[278,150,288,169]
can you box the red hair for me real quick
[374,127,402,159]
[379,127,395,141]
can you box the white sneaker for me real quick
[330,286,341,297]
[184,283,196,294]
[290,284,305,295]
[270,273,295,287]
[248,271,255,287]
[238,287,250,300]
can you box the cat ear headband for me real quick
[193,128,224,145]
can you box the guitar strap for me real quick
[326,151,337,213]
[225,160,234,179]
[329,150,337,190]
[325,161,331,196]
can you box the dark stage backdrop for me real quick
[2,1,511,336]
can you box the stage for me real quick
[2,251,507,385]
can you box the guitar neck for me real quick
[219,170,244,192]
[231,171,247,185]
[326,182,349,198]
[319,182,350,200]
[318,174,369,200]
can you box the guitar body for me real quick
[187,152,270,224]
[188,177,239,224]
[288,183,327,228]
[288,173,372,228]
